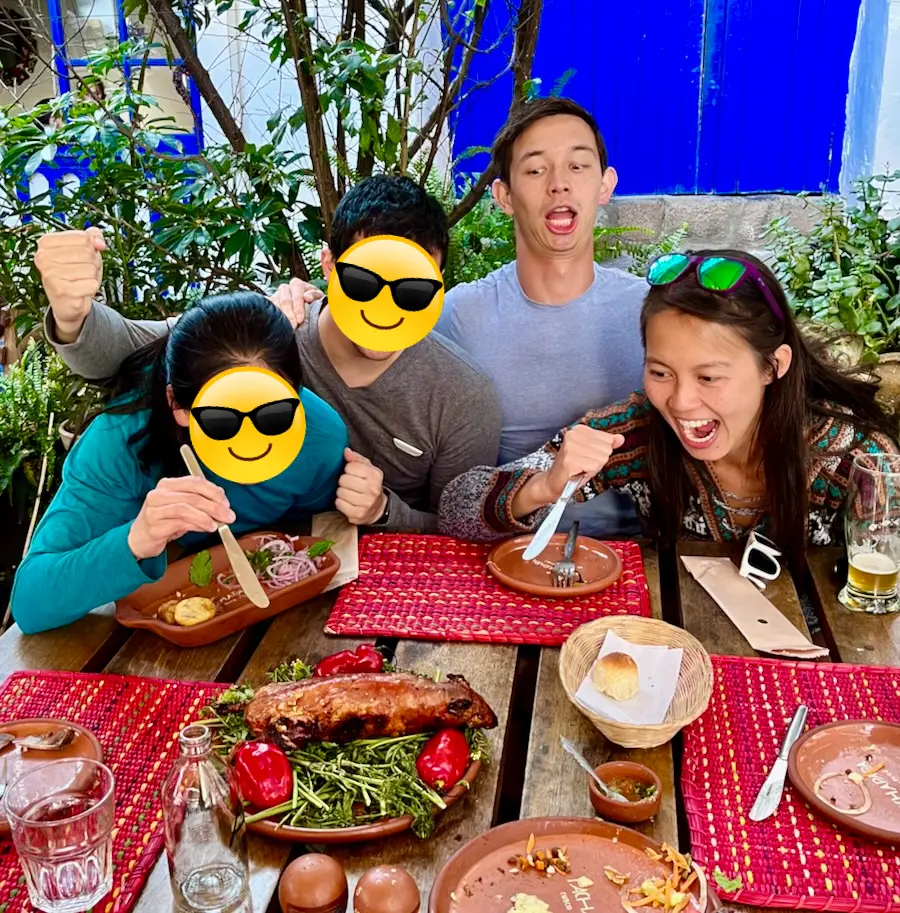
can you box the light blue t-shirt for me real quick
[436,261,647,537]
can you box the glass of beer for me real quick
[839,452,900,614]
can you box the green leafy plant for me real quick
[766,172,900,360]
[0,340,71,522]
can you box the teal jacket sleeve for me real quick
[10,415,167,634]
[294,389,348,515]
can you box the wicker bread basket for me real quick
[559,617,713,749]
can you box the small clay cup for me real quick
[588,761,662,824]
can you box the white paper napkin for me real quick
[574,630,684,725]
[310,512,359,591]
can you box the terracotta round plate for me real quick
[487,533,623,597]
[0,719,103,837]
[788,719,900,844]
[429,816,720,912]
[245,759,481,844]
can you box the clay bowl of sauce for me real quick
[588,760,662,824]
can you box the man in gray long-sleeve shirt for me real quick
[39,177,501,533]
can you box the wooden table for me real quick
[0,540,893,913]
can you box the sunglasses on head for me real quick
[334,261,443,312]
[646,253,785,324]
[190,398,300,441]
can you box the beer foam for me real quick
[850,552,899,573]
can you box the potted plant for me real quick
[766,172,900,407]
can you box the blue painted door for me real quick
[450,0,863,195]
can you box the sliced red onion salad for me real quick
[217,535,327,592]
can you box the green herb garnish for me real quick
[713,868,742,892]
[189,550,213,587]
[268,659,314,683]
[307,540,335,558]
[636,781,657,800]
[245,548,273,575]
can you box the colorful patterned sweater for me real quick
[438,391,900,545]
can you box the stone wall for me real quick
[599,194,825,260]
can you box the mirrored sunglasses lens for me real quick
[393,279,441,312]
[337,265,382,302]
[698,257,747,291]
[647,254,690,285]
[194,408,241,441]
[252,400,299,436]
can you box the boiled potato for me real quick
[157,599,179,624]
[174,597,217,626]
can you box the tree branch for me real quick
[448,0,543,227]
[147,0,247,152]
[408,0,489,163]
[281,0,340,235]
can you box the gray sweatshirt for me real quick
[45,299,502,533]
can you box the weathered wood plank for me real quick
[0,605,127,677]
[111,616,277,913]
[676,542,810,657]
[521,544,676,845]
[324,638,518,908]
[808,547,900,667]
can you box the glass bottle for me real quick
[162,724,252,913]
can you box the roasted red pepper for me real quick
[231,741,292,810]
[313,644,384,677]
[416,729,471,793]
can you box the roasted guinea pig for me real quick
[244,672,498,749]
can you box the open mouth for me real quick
[361,310,404,330]
[228,443,273,462]
[545,205,578,235]
[675,418,721,449]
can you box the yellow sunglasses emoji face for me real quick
[188,366,306,484]
[326,235,444,352]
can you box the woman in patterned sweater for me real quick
[439,250,900,574]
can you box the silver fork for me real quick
[551,521,579,588]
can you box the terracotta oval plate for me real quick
[116,532,340,648]
[788,719,900,844]
[487,533,623,597]
[245,759,481,844]
[0,719,103,838]
[429,816,720,912]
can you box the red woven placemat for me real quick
[0,670,226,913]
[682,655,900,912]
[325,534,651,645]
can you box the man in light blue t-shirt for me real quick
[434,96,646,536]
[276,97,646,537]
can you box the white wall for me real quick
[873,0,900,211]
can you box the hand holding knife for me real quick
[180,444,270,609]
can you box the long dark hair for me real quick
[640,249,897,574]
[106,291,303,478]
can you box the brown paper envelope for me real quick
[311,512,359,591]
[681,556,828,659]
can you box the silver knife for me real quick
[523,477,580,561]
[180,445,270,609]
[749,704,808,821]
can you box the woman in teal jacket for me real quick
[12,292,348,634]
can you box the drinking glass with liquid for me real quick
[3,758,115,913]
[162,724,251,913]
[839,452,900,614]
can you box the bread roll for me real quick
[591,651,639,701]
